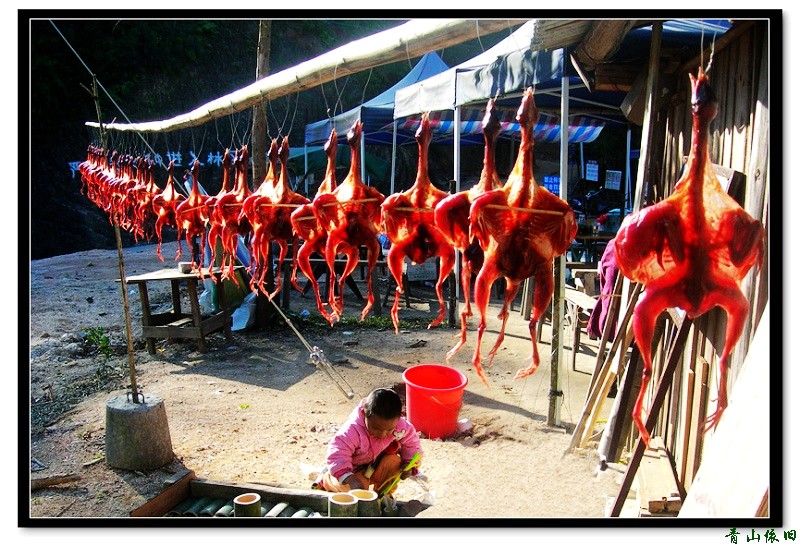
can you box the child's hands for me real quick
[344,474,369,491]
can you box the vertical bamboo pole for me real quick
[89,75,141,403]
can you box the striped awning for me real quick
[389,108,604,143]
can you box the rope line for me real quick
[49,20,160,166]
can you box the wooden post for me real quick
[88,75,141,402]
[632,21,662,212]
[251,20,272,185]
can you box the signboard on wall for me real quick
[585,160,599,182]
[605,170,622,191]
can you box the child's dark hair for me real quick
[363,388,402,420]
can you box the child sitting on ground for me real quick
[314,387,422,493]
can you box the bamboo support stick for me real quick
[31,473,82,491]
[564,282,642,456]
[609,316,693,517]
[391,206,436,213]
[89,75,141,403]
[321,198,381,207]
[586,273,624,401]
[485,203,566,216]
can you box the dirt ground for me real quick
[26,239,630,526]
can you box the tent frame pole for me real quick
[625,125,632,211]
[361,131,367,184]
[391,120,398,194]
[304,145,309,196]
[453,105,462,298]
[549,59,569,428]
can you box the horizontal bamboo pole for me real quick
[485,203,566,216]
[321,198,381,207]
[258,203,305,208]
[391,206,436,212]
[86,19,526,133]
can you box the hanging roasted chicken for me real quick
[241,137,309,299]
[381,112,456,334]
[312,121,385,322]
[433,99,503,368]
[614,66,766,447]
[290,129,339,323]
[468,88,577,385]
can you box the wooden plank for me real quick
[609,316,693,517]
[684,356,710,487]
[142,325,202,340]
[87,19,526,133]
[593,62,640,92]
[189,479,331,514]
[566,283,642,455]
[168,317,194,328]
[679,303,770,518]
[637,436,681,514]
[130,470,196,517]
[678,357,696,486]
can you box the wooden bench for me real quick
[564,287,598,372]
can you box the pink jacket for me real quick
[326,401,421,481]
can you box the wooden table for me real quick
[572,232,615,264]
[123,267,236,354]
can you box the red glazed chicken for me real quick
[381,112,455,334]
[434,99,503,363]
[211,146,252,285]
[468,88,577,386]
[290,129,339,323]
[312,121,385,323]
[174,160,211,274]
[206,149,234,270]
[241,137,309,299]
[151,161,186,261]
[614,67,766,447]
[241,140,281,294]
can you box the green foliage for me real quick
[82,326,112,361]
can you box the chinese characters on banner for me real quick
[69,150,235,178]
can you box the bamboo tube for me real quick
[328,492,358,517]
[233,492,262,517]
[351,489,381,517]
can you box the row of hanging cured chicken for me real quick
[79,69,765,447]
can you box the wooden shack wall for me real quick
[646,21,771,491]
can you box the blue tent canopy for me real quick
[304,51,449,146]
[389,108,605,145]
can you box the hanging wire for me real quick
[705,23,718,74]
[360,68,373,107]
[285,92,301,137]
[474,20,485,53]
[50,20,164,167]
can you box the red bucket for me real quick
[402,364,468,440]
